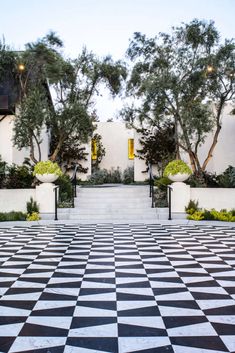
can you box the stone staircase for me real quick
[58,184,161,222]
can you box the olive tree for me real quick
[124,20,235,175]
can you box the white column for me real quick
[35,183,56,219]
[171,182,190,213]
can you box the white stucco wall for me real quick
[12,124,50,165]
[190,104,235,174]
[134,130,148,182]
[77,143,92,181]
[95,122,134,172]
[0,115,50,165]
[191,188,235,210]
[0,189,36,212]
[0,115,14,164]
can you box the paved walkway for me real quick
[0,223,235,353]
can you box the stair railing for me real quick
[148,163,173,220]
[148,163,155,208]
[70,164,79,208]
[53,185,59,221]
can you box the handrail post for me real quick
[149,163,152,197]
[168,186,172,220]
[74,170,77,197]
[54,186,59,221]
[151,178,154,208]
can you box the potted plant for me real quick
[33,160,63,183]
[163,159,192,182]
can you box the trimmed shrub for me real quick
[33,160,62,176]
[0,211,27,222]
[56,174,73,202]
[26,197,39,214]
[164,160,192,177]
[122,166,134,184]
[4,164,34,189]
[26,212,40,221]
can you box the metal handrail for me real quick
[70,165,79,207]
[148,163,155,208]
[53,186,59,221]
[148,163,173,220]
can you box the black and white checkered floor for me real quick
[0,223,235,353]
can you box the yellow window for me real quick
[128,139,134,160]
[91,138,97,160]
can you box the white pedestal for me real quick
[171,182,190,213]
[36,183,56,218]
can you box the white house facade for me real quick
[0,104,235,181]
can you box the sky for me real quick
[1,0,235,120]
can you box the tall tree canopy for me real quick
[1,33,127,164]
[124,19,235,175]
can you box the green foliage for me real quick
[87,168,123,185]
[125,20,235,174]
[91,133,106,172]
[186,205,235,222]
[0,155,7,188]
[153,177,172,207]
[13,88,49,163]
[137,121,176,175]
[187,211,205,221]
[87,169,109,185]
[217,166,235,188]
[185,199,199,215]
[154,177,171,190]
[26,197,39,214]
[164,160,192,177]
[122,166,134,184]
[26,212,40,221]
[4,164,34,189]
[153,188,168,208]
[55,174,73,202]
[33,161,62,176]
[0,211,27,222]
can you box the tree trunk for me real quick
[50,136,64,162]
[29,136,38,164]
[201,124,221,171]
[32,133,42,162]
[201,98,225,171]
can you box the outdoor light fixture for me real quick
[206,65,214,73]
[18,63,25,71]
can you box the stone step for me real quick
[74,201,152,208]
[68,214,158,221]
[69,210,157,216]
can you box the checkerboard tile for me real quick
[0,224,235,352]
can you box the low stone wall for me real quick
[171,183,235,212]
[191,188,235,210]
[0,184,56,219]
[0,189,36,212]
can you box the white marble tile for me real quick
[0,323,24,336]
[117,300,156,311]
[69,323,118,337]
[167,322,217,337]
[9,336,66,353]
[155,291,194,301]
[27,316,72,329]
[207,315,235,324]
[33,300,76,310]
[44,287,80,297]
[78,292,116,301]
[159,305,204,317]
[118,316,165,329]
[0,306,31,316]
[221,335,235,352]
[118,337,170,353]
[196,299,234,310]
